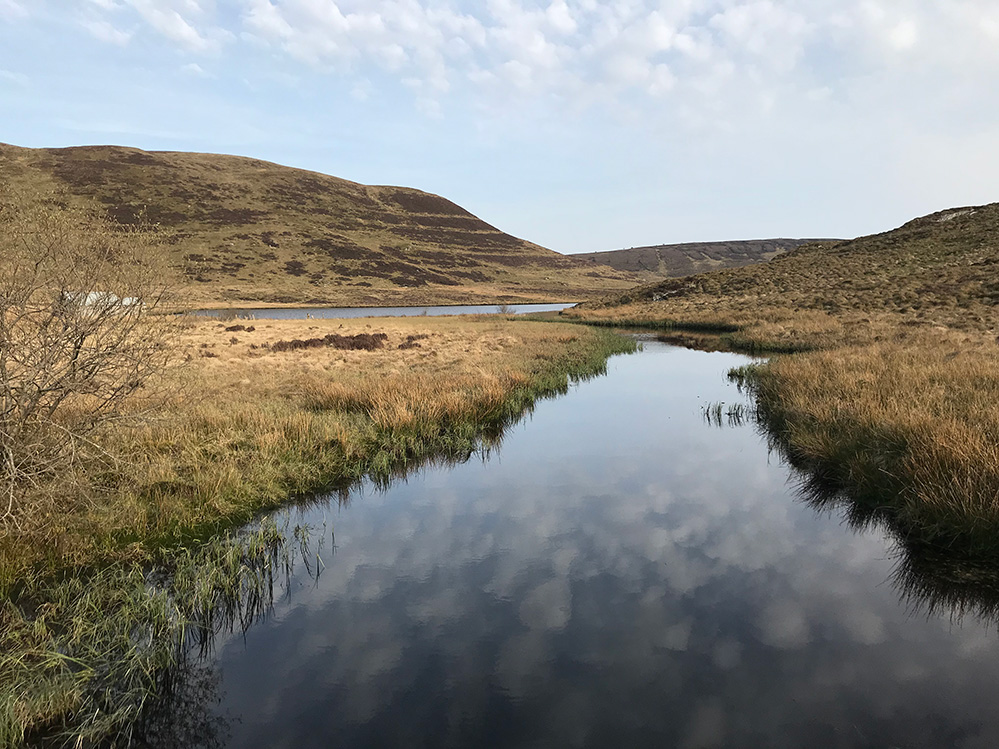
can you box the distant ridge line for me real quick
[573,238,844,279]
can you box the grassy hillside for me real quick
[573,238,836,281]
[0,143,638,307]
[566,203,999,555]
[579,204,999,337]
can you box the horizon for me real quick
[2,1,998,253]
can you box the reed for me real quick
[0,519,314,746]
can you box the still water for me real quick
[203,341,999,748]
[194,303,575,320]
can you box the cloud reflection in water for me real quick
[203,344,999,749]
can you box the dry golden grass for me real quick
[741,330,999,549]
[171,315,566,384]
[0,315,630,583]
[563,204,999,551]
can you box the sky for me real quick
[2,1,998,254]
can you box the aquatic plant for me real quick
[0,518,321,747]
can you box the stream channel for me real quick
[175,338,999,748]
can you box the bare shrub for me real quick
[0,194,171,531]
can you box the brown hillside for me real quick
[574,238,838,280]
[583,203,999,333]
[0,143,638,307]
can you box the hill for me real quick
[573,238,837,280]
[0,143,638,307]
[580,203,999,335]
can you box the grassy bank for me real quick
[564,203,999,554]
[731,333,999,554]
[1,314,634,746]
[571,304,999,554]
[3,315,634,579]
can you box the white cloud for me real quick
[350,78,372,101]
[126,0,225,52]
[546,0,576,36]
[83,19,132,45]
[59,0,999,146]
[670,31,712,63]
[0,69,29,86]
[708,1,811,72]
[648,64,675,96]
[604,53,651,87]
[887,18,918,50]
[0,0,27,20]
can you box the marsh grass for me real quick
[565,204,999,555]
[0,315,634,746]
[701,401,751,428]
[0,518,320,747]
[731,336,999,553]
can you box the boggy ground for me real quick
[4,315,633,577]
[563,203,999,555]
[0,315,633,746]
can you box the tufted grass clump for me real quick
[733,335,999,554]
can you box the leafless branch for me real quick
[0,190,173,534]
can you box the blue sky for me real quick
[2,1,998,253]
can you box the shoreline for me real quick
[180,299,583,312]
[562,304,999,557]
[1,317,634,746]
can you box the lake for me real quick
[170,339,999,748]
[193,303,576,320]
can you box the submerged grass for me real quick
[1,519,305,747]
[0,315,635,746]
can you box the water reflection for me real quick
[893,544,999,626]
[142,342,999,748]
[792,473,999,629]
[135,661,229,749]
[193,303,575,320]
